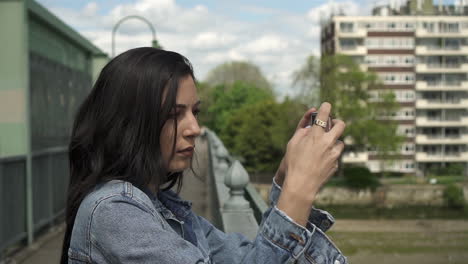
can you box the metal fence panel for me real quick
[0,158,27,253]
[32,154,52,230]
[29,52,92,151]
[51,151,68,216]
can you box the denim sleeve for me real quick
[196,205,347,264]
[270,178,335,232]
[89,196,208,264]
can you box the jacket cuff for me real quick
[270,178,335,232]
[260,205,311,259]
[260,206,346,263]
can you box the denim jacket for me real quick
[68,179,348,264]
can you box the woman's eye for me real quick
[169,111,180,118]
[193,109,201,117]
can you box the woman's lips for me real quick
[177,146,194,157]
[177,149,194,157]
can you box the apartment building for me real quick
[321,0,468,176]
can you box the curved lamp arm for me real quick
[112,15,158,57]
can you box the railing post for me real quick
[221,161,258,240]
[223,161,250,210]
[204,128,263,240]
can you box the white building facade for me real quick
[321,0,468,176]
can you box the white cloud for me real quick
[193,32,237,49]
[41,0,368,98]
[242,34,289,53]
[83,2,98,16]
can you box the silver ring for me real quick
[314,118,327,129]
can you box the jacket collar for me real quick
[158,189,193,219]
[142,187,193,222]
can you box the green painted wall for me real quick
[0,0,108,158]
[0,0,29,157]
[91,55,110,84]
[0,123,27,157]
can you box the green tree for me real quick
[204,81,274,134]
[198,61,275,131]
[292,55,320,106]
[221,99,305,173]
[294,54,405,177]
[204,61,273,94]
[196,81,215,128]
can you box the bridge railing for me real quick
[0,147,68,259]
[203,128,268,240]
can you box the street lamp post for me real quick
[112,15,160,57]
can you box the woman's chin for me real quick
[168,159,191,172]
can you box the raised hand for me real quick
[277,102,345,227]
[274,107,317,186]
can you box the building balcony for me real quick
[415,116,468,127]
[337,45,367,55]
[342,152,368,163]
[416,99,468,109]
[416,63,468,73]
[415,81,468,91]
[415,46,468,55]
[337,28,367,38]
[415,134,468,145]
[415,28,468,38]
[415,152,468,162]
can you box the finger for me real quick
[332,140,345,156]
[331,161,339,173]
[311,102,331,135]
[328,119,346,142]
[326,164,339,180]
[297,107,317,130]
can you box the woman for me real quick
[61,47,347,264]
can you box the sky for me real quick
[35,0,455,98]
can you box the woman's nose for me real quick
[184,114,201,138]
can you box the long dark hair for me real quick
[60,48,195,263]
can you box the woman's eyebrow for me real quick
[175,100,201,109]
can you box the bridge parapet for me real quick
[203,128,268,240]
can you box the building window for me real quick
[405,57,414,64]
[440,22,459,33]
[406,91,414,99]
[339,39,356,50]
[404,128,415,136]
[340,22,354,32]
[366,37,414,49]
[365,55,415,66]
[379,73,415,84]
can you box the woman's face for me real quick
[160,75,201,172]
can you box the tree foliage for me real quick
[444,184,466,209]
[204,61,273,93]
[202,81,274,135]
[199,54,405,176]
[221,99,306,173]
[292,55,320,106]
[198,65,305,173]
[343,166,380,190]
